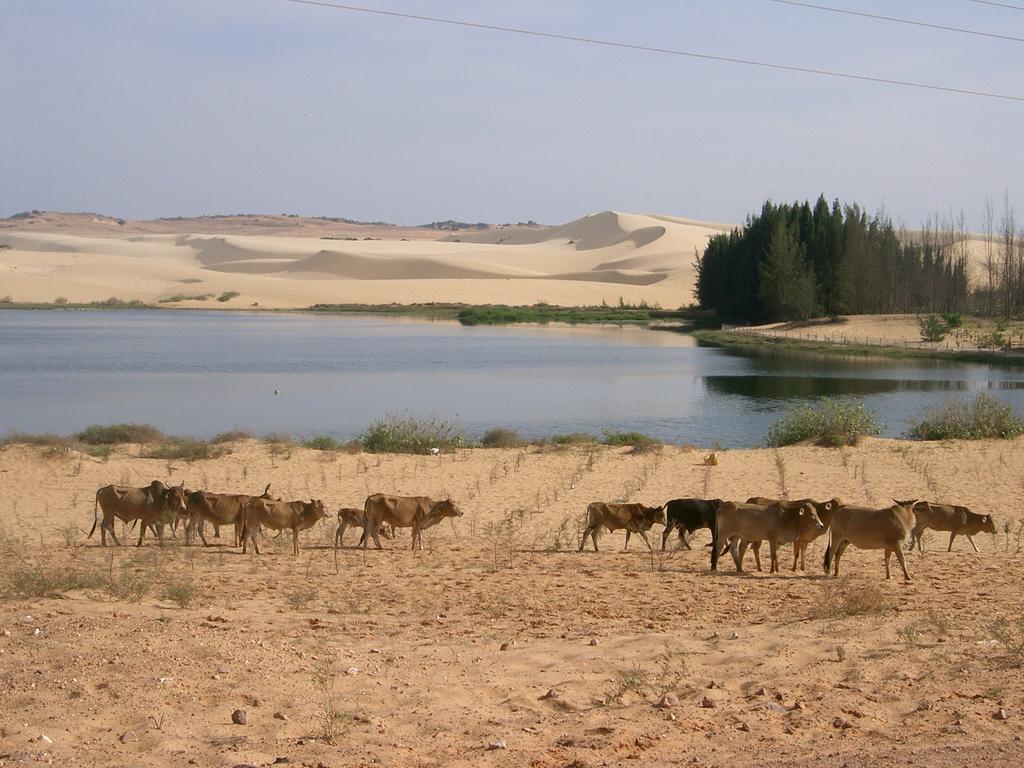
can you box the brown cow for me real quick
[715,501,823,573]
[579,502,667,552]
[334,506,393,548]
[746,497,842,571]
[359,494,463,550]
[89,481,187,547]
[185,483,275,547]
[241,497,326,555]
[824,502,916,580]
[896,499,996,553]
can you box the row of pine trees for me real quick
[694,196,973,324]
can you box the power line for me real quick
[970,0,1024,11]
[769,0,1024,43]
[287,0,1024,103]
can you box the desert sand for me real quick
[0,211,730,309]
[1,438,1022,767]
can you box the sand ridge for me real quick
[0,211,729,308]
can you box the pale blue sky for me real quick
[2,0,1021,228]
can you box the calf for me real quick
[896,499,995,554]
[579,502,666,552]
[715,501,823,573]
[824,502,916,580]
[746,497,841,571]
[334,506,393,548]
[241,497,326,555]
[360,494,463,550]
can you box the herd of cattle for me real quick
[88,481,996,580]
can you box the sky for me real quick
[1,0,1022,229]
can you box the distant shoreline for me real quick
[692,328,1024,367]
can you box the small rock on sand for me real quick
[231,709,247,725]
[120,730,139,744]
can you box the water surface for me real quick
[2,310,1023,447]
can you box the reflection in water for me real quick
[3,311,1024,447]
[703,376,990,399]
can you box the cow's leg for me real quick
[411,523,420,551]
[137,520,146,547]
[751,541,762,572]
[579,525,593,552]
[661,522,674,550]
[894,544,911,581]
[214,524,221,539]
[966,534,980,554]
[638,530,653,551]
[293,526,299,555]
[792,542,801,572]
[198,520,211,546]
[831,540,849,577]
[732,539,744,572]
[884,548,893,580]
[590,527,599,552]
[679,529,692,550]
[947,530,957,552]
[623,530,631,551]
[334,522,344,549]
[156,522,165,548]
[768,540,779,574]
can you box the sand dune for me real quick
[0,212,728,307]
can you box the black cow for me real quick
[661,498,723,569]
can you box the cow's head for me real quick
[162,483,188,515]
[432,498,463,519]
[645,504,667,526]
[796,502,824,532]
[306,498,327,523]
[981,514,996,535]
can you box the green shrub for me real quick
[480,428,526,448]
[2,564,107,598]
[210,429,253,443]
[767,398,881,447]
[142,438,228,461]
[162,579,200,608]
[158,293,211,303]
[941,312,963,329]
[301,435,358,451]
[75,423,163,445]
[0,431,74,448]
[550,432,597,445]
[918,314,948,342]
[362,414,467,454]
[601,430,660,448]
[907,393,1024,440]
[217,291,240,302]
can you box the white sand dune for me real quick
[0,211,729,307]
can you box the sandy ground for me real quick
[1,438,1023,767]
[743,314,1024,352]
[0,211,729,309]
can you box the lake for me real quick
[2,310,1023,447]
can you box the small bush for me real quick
[2,563,107,598]
[941,312,963,329]
[809,579,896,620]
[767,398,881,447]
[362,414,467,454]
[302,435,345,451]
[907,393,1024,440]
[210,429,253,444]
[75,423,163,445]
[550,432,597,445]
[480,428,526,448]
[0,431,74,448]
[602,430,661,449]
[142,438,229,461]
[53,296,68,305]
[163,579,200,608]
[158,293,211,303]
[990,614,1024,667]
[217,291,240,302]
[918,314,948,342]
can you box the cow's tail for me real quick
[710,509,720,572]
[88,488,101,539]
